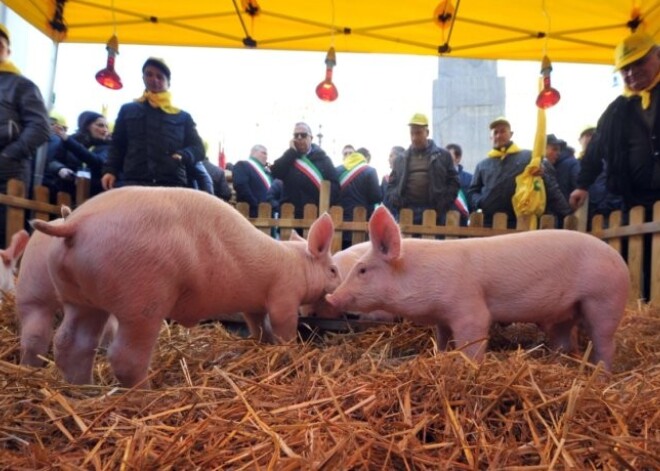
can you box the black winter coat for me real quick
[104,101,204,187]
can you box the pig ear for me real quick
[4,230,29,263]
[289,230,305,242]
[369,206,401,261]
[307,213,334,257]
[61,205,72,219]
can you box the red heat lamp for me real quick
[535,55,560,109]
[315,47,338,102]
[95,35,123,90]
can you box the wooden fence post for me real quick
[651,201,660,306]
[319,180,330,215]
[574,193,588,232]
[6,179,26,246]
[75,177,91,207]
[627,206,646,302]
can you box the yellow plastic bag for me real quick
[512,78,547,227]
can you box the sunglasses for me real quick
[293,132,309,139]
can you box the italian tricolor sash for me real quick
[454,189,469,217]
[294,155,323,189]
[339,162,368,189]
[247,157,272,189]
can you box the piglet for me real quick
[300,241,396,322]
[16,208,117,367]
[31,186,339,388]
[0,230,29,295]
[326,206,629,371]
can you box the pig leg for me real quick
[106,318,163,389]
[19,305,58,367]
[545,319,578,354]
[54,305,110,384]
[448,306,491,361]
[268,306,299,343]
[435,324,453,351]
[589,333,616,372]
[99,315,118,349]
[242,311,275,343]
[580,303,620,372]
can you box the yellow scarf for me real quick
[488,142,521,159]
[135,90,180,114]
[622,70,660,110]
[343,151,367,170]
[0,60,21,75]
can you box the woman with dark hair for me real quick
[50,110,111,198]
[101,57,205,190]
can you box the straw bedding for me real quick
[0,296,658,470]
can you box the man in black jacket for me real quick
[386,113,459,226]
[0,23,50,247]
[570,30,659,302]
[270,122,339,219]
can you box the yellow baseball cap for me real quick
[489,116,511,129]
[579,125,596,138]
[614,30,656,71]
[0,24,10,44]
[49,111,68,128]
[408,113,429,126]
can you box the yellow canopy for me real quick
[4,0,659,64]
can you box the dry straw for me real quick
[0,294,658,469]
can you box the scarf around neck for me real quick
[0,60,21,75]
[135,90,180,114]
[488,142,521,159]
[622,70,660,110]
[342,152,367,170]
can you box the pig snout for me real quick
[325,291,353,311]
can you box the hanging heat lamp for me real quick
[315,47,338,102]
[535,55,560,109]
[95,34,123,90]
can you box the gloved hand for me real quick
[58,168,76,180]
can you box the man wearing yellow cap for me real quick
[468,117,571,228]
[386,113,459,227]
[569,30,659,302]
[0,23,50,247]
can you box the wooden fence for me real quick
[1,178,658,306]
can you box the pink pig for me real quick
[16,208,117,367]
[31,186,339,388]
[0,230,29,295]
[326,206,629,371]
[300,241,396,322]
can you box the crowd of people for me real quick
[1,20,658,299]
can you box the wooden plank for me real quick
[6,179,26,247]
[651,201,660,306]
[627,206,645,302]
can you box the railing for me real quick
[1,179,658,306]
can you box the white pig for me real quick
[31,186,339,388]
[16,208,118,367]
[326,206,629,371]
[300,241,397,322]
[0,230,29,295]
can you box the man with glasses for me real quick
[271,122,339,219]
[570,30,659,302]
